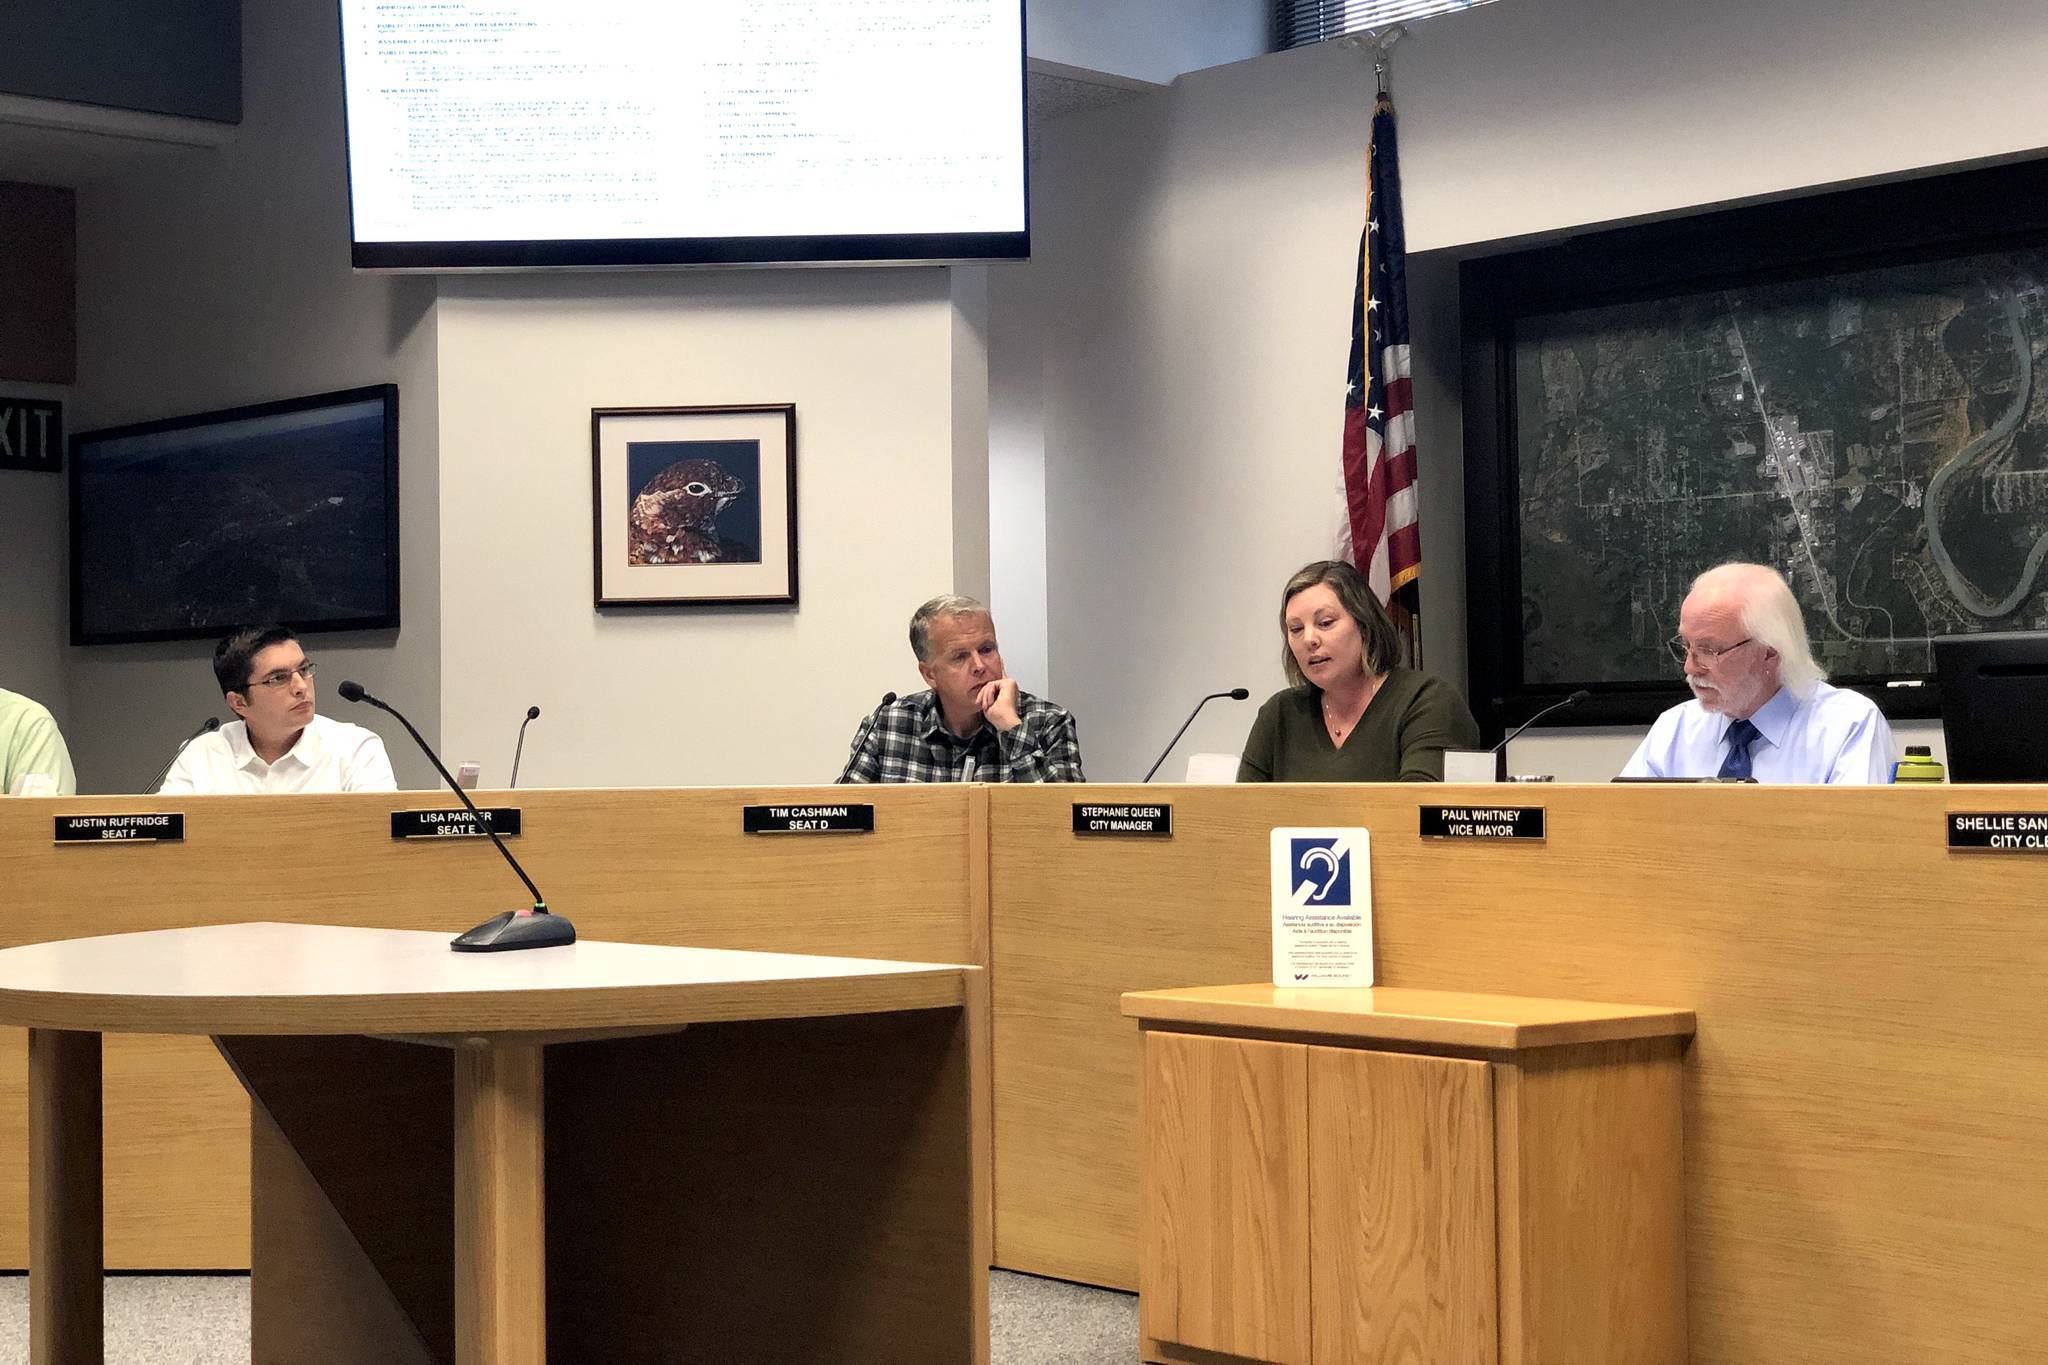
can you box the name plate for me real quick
[55,813,184,844]
[1947,811,2048,852]
[392,808,522,840]
[1419,805,1546,840]
[1072,803,1173,837]
[743,804,875,834]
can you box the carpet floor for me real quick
[0,1268,1139,1362]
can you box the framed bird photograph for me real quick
[590,403,798,607]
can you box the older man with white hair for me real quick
[1619,562,1896,783]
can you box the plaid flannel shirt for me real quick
[837,688,1085,783]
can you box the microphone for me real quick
[1142,688,1251,782]
[148,717,221,793]
[338,680,573,952]
[1490,689,1590,779]
[508,705,541,790]
[837,691,898,782]
[960,755,978,784]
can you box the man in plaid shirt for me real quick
[839,595,1086,783]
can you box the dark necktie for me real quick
[1718,718,1761,780]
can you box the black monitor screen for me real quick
[1935,632,2048,782]
[69,385,401,645]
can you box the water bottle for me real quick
[1891,745,1945,783]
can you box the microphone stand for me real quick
[339,681,574,952]
[147,717,221,793]
[509,705,540,789]
[1490,689,1591,780]
[1143,689,1251,782]
[837,691,898,783]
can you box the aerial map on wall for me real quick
[1514,246,2048,687]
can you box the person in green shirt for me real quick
[1238,560,1479,782]
[1,685,77,796]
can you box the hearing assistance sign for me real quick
[1269,827,1372,987]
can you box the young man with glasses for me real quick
[1619,562,1895,783]
[158,626,396,794]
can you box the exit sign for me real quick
[0,397,62,473]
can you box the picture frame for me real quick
[69,384,401,646]
[1459,156,2048,740]
[590,404,798,607]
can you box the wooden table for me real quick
[0,922,988,1364]
[1122,984,1695,1365]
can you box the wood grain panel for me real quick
[1308,1047,1495,1365]
[27,1029,99,1365]
[454,1041,546,1365]
[225,1009,983,1362]
[1125,984,1693,1051]
[223,1034,456,1360]
[1140,1030,1309,1363]
[1497,1038,1686,1365]
[993,781,2048,1364]
[0,784,979,1268]
[247,1109,436,1365]
[542,1010,984,1363]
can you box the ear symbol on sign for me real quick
[1298,846,1342,900]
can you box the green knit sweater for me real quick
[1236,669,1481,783]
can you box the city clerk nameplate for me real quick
[391,808,522,840]
[743,803,875,834]
[1419,805,1545,840]
[55,813,185,844]
[1946,812,2048,852]
[1072,803,1173,837]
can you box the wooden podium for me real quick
[0,922,988,1365]
[1122,985,1694,1365]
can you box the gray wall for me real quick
[66,0,435,793]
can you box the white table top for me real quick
[0,922,973,1036]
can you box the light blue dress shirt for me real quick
[1618,681,1896,784]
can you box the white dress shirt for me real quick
[1618,681,1896,784]
[158,714,398,794]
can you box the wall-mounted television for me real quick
[336,1,1030,271]
[69,385,400,646]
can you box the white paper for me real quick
[1442,750,1499,783]
[1270,827,1373,987]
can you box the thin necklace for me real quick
[1322,675,1380,742]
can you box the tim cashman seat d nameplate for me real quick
[743,804,876,834]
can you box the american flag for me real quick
[1338,90,1421,665]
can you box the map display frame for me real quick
[69,386,402,647]
[1460,158,2048,736]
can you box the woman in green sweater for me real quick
[1237,560,1480,782]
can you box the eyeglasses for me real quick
[249,660,317,690]
[1666,636,1752,666]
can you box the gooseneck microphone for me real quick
[508,705,541,790]
[1142,688,1251,782]
[148,717,221,793]
[837,691,898,782]
[339,680,573,952]
[1490,689,1591,779]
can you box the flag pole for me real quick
[1334,24,1423,671]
